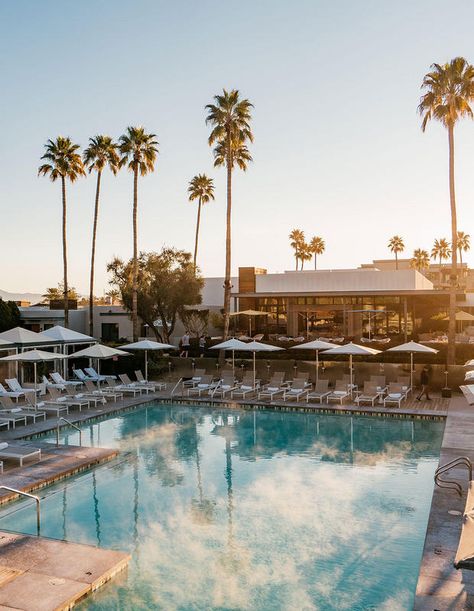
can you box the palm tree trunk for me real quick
[295,254,298,271]
[314,254,317,270]
[439,254,442,286]
[193,196,202,271]
[223,158,232,340]
[395,252,398,270]
[447,123,458,365]
[89,171,102,337]
[61,176,69,328]
[132,166,139,342]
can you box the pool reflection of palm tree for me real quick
[191,433,216,524]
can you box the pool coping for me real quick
[414,395,474,610]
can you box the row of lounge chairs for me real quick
[183,371,412,407]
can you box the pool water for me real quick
[0,405,443,610]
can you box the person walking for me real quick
[180,331,190,358]
[417,365,432,401]
[199,335,206,358]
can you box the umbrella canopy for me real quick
[68,344,129,359]
[120,340,175,381]
[238,341,283,387]
[210,338,250,378]
[290,339,336,383]
[0,349,68,408]
[0,327,57,346]
[229,310,268,336]
[386,341,438,389]
[443,311,474,322]
[42,325,95,344]
[322,343,381,397]
[0,338,13,352]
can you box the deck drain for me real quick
[448,510,462,516]
[49,578,66,586]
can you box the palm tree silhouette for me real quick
[188,174,215,270]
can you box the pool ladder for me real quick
[434,456,473,497]
[56,417,82,447]
[0,487,40,535]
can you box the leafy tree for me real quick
[38,137,85,327]
[289,229,305,270]
[206,89,254,339]
[388,235,404,270]
[410,248,430,271]
[309,236,325,270]
[457,231,471,272]
[83,135,120,337]
[180,309,209,337]
[419,57,474,364]
[118,127,159,341]
[0,299,20,332]
[42,283,78,302]
[188,174,215,270]
[107,248,203,343]
[431,238,451,285]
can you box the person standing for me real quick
[417,365,432,401]
[199,335,206,358]
[180,331,190,358]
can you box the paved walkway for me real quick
[0,530,129,610]
[414,395,474,610]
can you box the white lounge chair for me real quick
[85,367,116,381]
[354,383,379,407]
[84,380,123,402]
[0,396,46,423]
[134,370,166,391]
[47,387,91,411]
[0,442,41,466]
[106,378,142,397]
[25,393,69,416]
[283,379,309,402]
[0,383,23,401]
[183,369,206,389]
[327,381,350,404]
[258,385,285,401]
[73,369,96,383]
[65,386,102,407]
[211,375,237,398]
[461,385,474,405]
[5,378,36,397]
[186,376,217,397]
[118,374,150,394]
[50,372,83,389]
[306,380,331,404]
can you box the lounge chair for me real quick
[5,378,36,397]
[327,381,350,404]
[65,386,102,407]
[134,370,166,391]
[42,375,67,391]
[354,383,379,407]
[186,375,217,398]
[383,384,406,408]
[306,380,331,404]
[231,375,258,400]
[283,379,309,402]
[0,383,23,402]
[0,442,41,467]
[0,407,27,428]
[50,372,83,389]
[85,367,116,381]
[211,375,237,398]
[183,369,206,389]
[0,396,46,423]
[396,376,411,396]
[47,387,91,411]
[118,374,151,394]
[73,369,94,383]
[83,380,123,402]
[106,378,142,397]
[25,393,69,416]
[461,385,474,405]
[258,385,285,401]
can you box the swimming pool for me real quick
[0,405,443,610]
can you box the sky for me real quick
[1,0,474,296]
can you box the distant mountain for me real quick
[0,289,43,304]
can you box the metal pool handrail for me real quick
[434,456,473,497]
[170,378,183,397]
[0,486,41,535]
[56,417,82,447]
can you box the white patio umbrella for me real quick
[210,338,249,377]
[68,344,130,388]
[322,342,381,397]
[239,341,284,387]
[290,339,336,384]
[0,338,13,352]
[0,349,68,408]
[42,325,96,378]
[120,340,175,381]
[385,341,438,390]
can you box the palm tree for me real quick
[309,236,325,270]
[187,174,215,270]
[299,242,313,270]
[83,135,120,337]
[457,231,471,279]
[289,229,305,270]
[206,89,254,339]
[431,238,452,286]
[419,57,474,364]
[410,248,430,271]
[38,137,85,328]
[118,127,159,341]
[388,235,404,270]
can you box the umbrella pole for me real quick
[97,359,101,390]
[316,350,319,384]
[410,352,413,391]
[249,317,251,338]
[232,350,235,379]
[350,354,353,399]
[34,361,37,410]
[253,351,256,388]
[145,350,148,382]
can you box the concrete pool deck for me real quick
[415,395,474,610]
[0,530,129,610]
